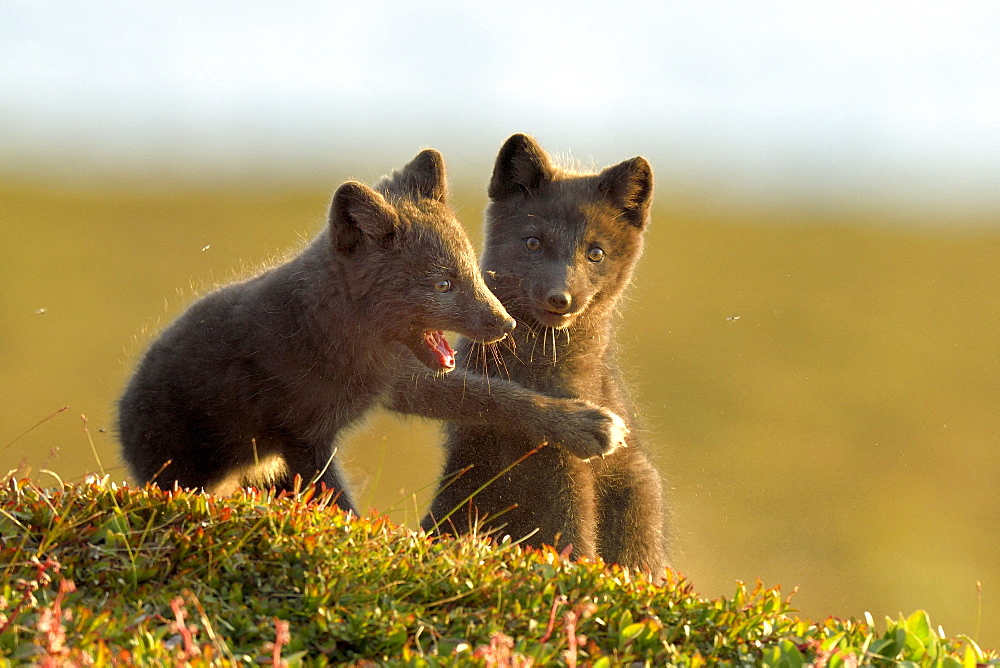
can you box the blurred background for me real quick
[2,0,998,647]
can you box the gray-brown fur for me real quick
[416,134,667,575]
[118,149,521,512]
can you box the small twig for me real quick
[272,618,290,667]
[429,442,549,534]
[975,580,983,642]
[169,596,198,660]
[539,595,567,644]
[563,610,579,668]
[1,406,70,454]
[80,414,105,476]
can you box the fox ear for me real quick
[329,181,402,253]
[382,149,448,203]
[488,133,554,200]
[596,156,653,228]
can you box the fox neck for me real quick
[274,237,403,374]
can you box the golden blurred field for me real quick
[1,178,997,646]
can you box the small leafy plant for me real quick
[1,476,995,666]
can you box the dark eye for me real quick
[525,237,542,251]
[586,247,604,263]
[434,279,452,293]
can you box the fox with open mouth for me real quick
[118,149,517,511]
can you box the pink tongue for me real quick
[424,330,456,369]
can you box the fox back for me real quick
[424,134,666,575]
[118,149,514,510]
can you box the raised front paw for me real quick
[547,400,630,460]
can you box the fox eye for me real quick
[586,247,604,263]
[434,279,452,293]
[525,237,542,251]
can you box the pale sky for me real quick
[2,1,998,206]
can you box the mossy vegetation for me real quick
[2,477,995,666]
[3,178,999,658]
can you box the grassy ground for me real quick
[2,478,997,666]
[1,178,998,649]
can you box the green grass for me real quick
[2,178,999,651]
[2,476,996,666]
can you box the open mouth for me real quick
[536,308,576,329]
[423,330,456,370]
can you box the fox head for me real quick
[326,149,515,373]
[481,133,653,331]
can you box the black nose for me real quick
[546,291,572,313]
[502,318,516,334]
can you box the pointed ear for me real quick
[488,133,554,200]
[385,148,448,203]
[596,156,653,228]
[329,181,401,253]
